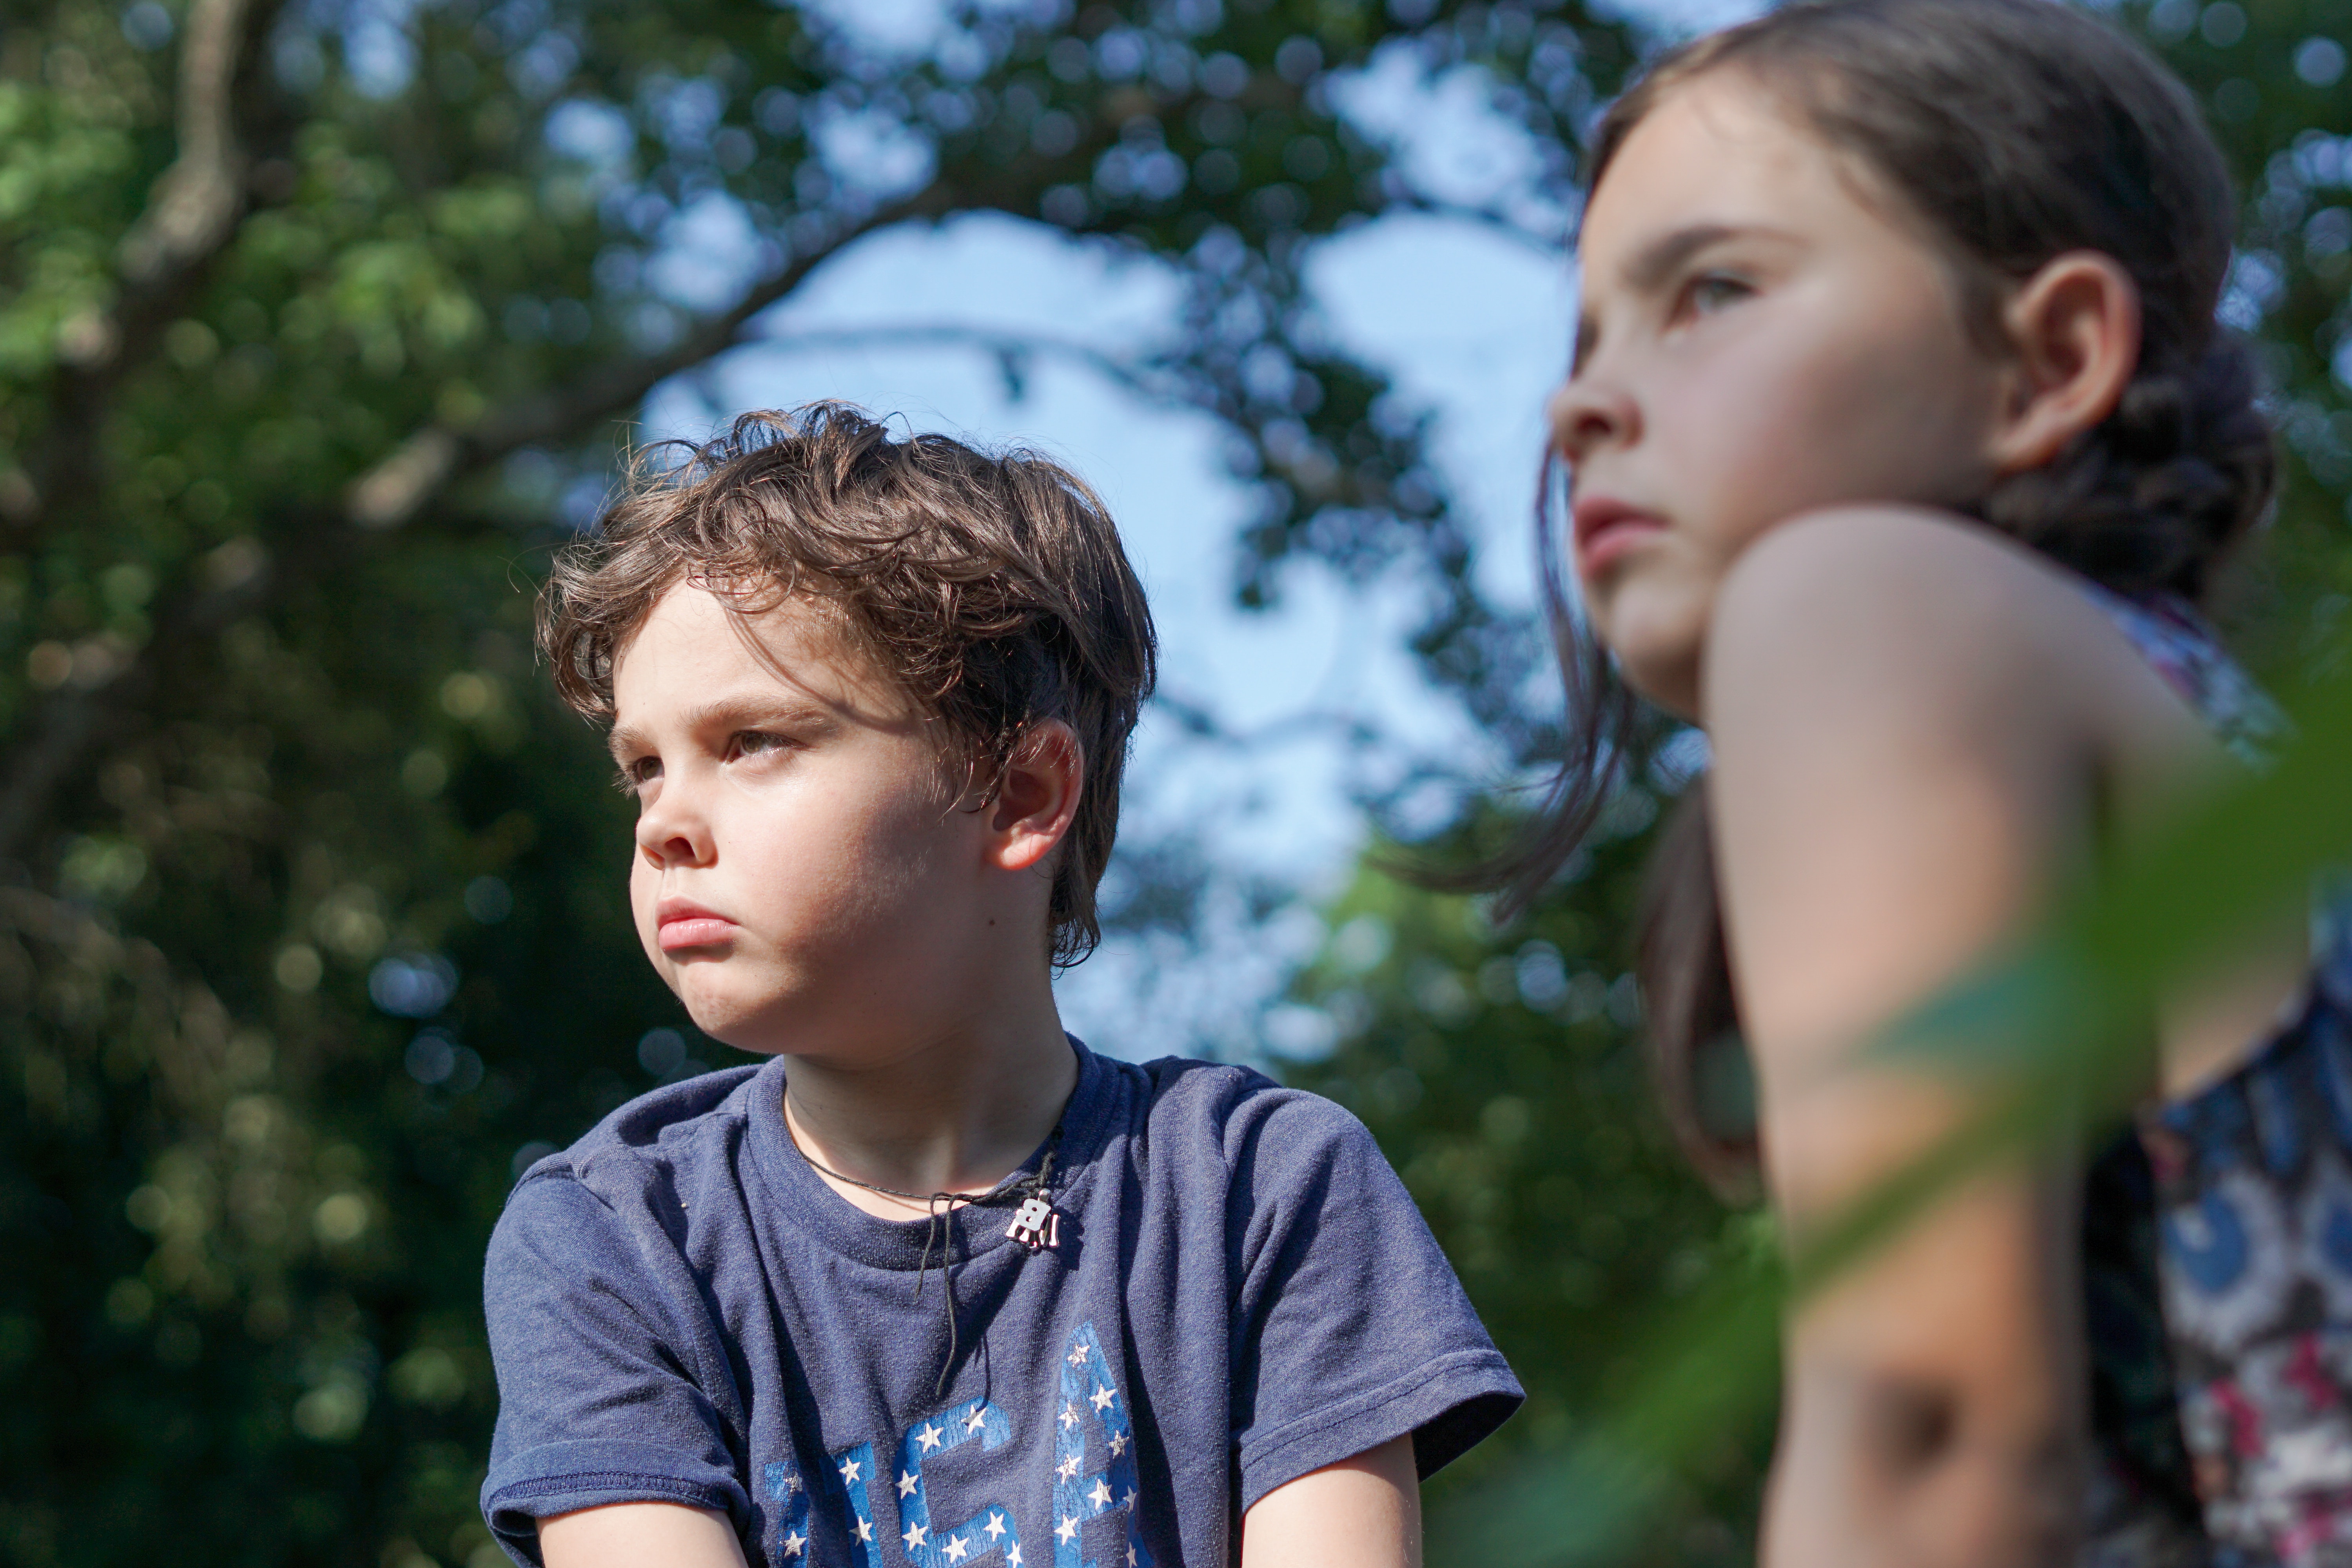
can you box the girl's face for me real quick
[1553,71,2011,715]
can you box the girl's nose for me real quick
[1547,375,1640,460]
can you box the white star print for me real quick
[1108,1432,1129,1457]
[1121,1487,1137,1509]
[1007,1545,1023,1567]
[1055,1454,1081,1480]
[943,1535,970,1564]
[902,1522,929,1550]
[1058,1401,1079,1430]
[838,1459,862,1484]
[1126,1548,1137,1567]
[1067,1343,1090,1366]
[897,1470,919,1499]
[984,1512,1008,1541]
[916,1422,945,1452]
[1056,1516,1080,1545]
[853,1517,875,1544]
[781,1529,806,1559]
[779,1472,803,1494]
[1090,1384,1115,1413]
[965,1406,988,1433]
[1087,1477,1113,1510]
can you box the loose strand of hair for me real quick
[1396,448,1637,917]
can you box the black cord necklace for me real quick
[784,1094,1068,1400]
[788,1135,1058,1214]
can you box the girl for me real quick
[1517,1,2352,1563]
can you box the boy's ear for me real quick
[987,720,1083,875]
[1983,250,2143,476]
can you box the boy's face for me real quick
[606,582,998,1058]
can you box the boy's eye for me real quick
[614,756,660,795]
[729,731,792,762]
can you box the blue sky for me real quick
[641,0,1763,1058]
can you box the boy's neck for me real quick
[780,986,1079,1221]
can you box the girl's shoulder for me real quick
[1713,505,2105,661]
[1704,505,2203,760]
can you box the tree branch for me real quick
[346,191,961,530]
[737,322,1196,403]
[1381,191,1572,253]
[116,0,254,291]
[27,0,290,541]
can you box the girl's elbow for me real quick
[1773,1369,2085,1568]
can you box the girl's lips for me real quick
[658,916,737,952]
[1571,496,1667,579]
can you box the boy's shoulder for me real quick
[507,1061,770,1203]
[1120,1052,1377,1166]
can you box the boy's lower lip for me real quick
[659,917,737,951]
[1575,518,1666,578]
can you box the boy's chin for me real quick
[662,977,783,1057]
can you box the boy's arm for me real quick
[1238,1434,1422,1568]
[536,1445,1422,1568]
[539,1503,752,1568]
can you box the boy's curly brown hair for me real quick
[539,403,1157,967]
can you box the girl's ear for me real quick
[1983,250,2143,475]
[987,720,1083,875]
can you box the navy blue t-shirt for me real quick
[481,1040,1520,1568]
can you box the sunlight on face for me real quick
[608,583,990,1059]
[1552,71,2010,715]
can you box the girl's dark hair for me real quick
[1499,0,2277,1185]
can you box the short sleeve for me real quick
[480,1170,750,1566]
[1223,1087,1523,1509]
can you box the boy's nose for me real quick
[640,827,710,869]
[635,788,715,868]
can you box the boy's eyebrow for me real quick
[604,695,837,762]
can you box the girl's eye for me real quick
[1681,272,1753,317]
[614,757,661,795]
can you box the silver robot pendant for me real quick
[1004,1194,1060,1252]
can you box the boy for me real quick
[481,405,1521,1568]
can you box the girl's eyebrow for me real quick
[1617,221,1747,292]
[1572,221,1799,372]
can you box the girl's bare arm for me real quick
[1703,508,2205,1568]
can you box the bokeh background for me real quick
[3,0,2348,1562]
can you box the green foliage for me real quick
[1279,790,1777,1567]
[2145,0,2352,664]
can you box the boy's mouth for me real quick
[656,897,738,952]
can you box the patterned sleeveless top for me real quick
[2080,589,2352,1568]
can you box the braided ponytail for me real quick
[1979,339,2275,604]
